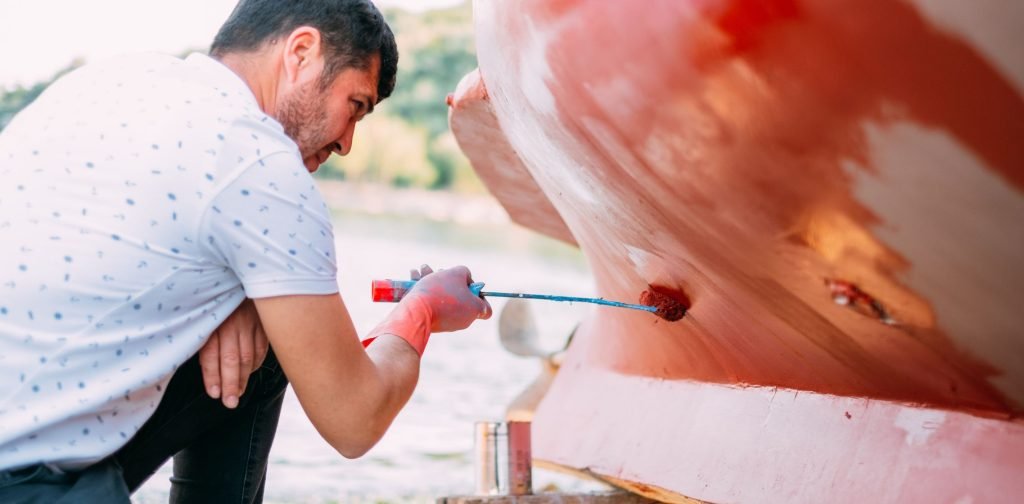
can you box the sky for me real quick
[0,0,464,89]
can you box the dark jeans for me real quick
[0,348,289,504]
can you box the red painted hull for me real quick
[448,0,1024,501]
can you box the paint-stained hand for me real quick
[408,264,492,332]
[410,264,433,281]
[199,298,269,409]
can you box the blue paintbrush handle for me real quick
[371,278,656,314]
[479,291,657,313]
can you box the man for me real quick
[0,0,491,502]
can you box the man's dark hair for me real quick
[210,0,398,102]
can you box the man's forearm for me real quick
[253,267,485,459]
[360,334,420,445]
[344,299,431,453]
[254,293,430,459]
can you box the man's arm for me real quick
[253,293,415,457]
[252,267,489,458]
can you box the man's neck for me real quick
[216,51,281,117]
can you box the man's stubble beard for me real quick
[276,81,330,158]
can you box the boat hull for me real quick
[449,0,1024,501]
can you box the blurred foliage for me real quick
[0,2,484,192]
[0,86,43,130]
[332,113,434,188]
[320,1,482,192]
[0,61,81,130]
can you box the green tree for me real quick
[0,61,81,131]
[320,114,435,187]
[388,33,477,140]
[369,1,481,191]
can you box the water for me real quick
[134,206,609,502]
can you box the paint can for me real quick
[473,421,532,495]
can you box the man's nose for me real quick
[338,121,356,156]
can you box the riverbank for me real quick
[317,179,510,226]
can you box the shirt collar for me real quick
[183,52,261,109]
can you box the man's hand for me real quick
[407,264,492,332]
[363,265,491,356]
[237,266,488,457]
[199,298,269,409]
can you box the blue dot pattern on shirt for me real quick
[0,52,339,471]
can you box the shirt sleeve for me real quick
[198,152,339,298]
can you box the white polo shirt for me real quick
[0,53,339,470]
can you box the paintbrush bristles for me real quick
[640,289,687,321]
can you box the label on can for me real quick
[474,421,532,496]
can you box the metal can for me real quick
[474,421,532,495]
[506,421,532,495]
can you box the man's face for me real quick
[277,54,380,172]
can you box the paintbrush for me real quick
[371,279,686,321]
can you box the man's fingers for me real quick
[238,326,256,398]
[218,328,243,409]
[254,328,269,370]
[449,265,471,281]
[479,298,494,320]
[199,332,222,399]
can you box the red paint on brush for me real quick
[640,286,690,322]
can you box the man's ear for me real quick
[282,26,326,85]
